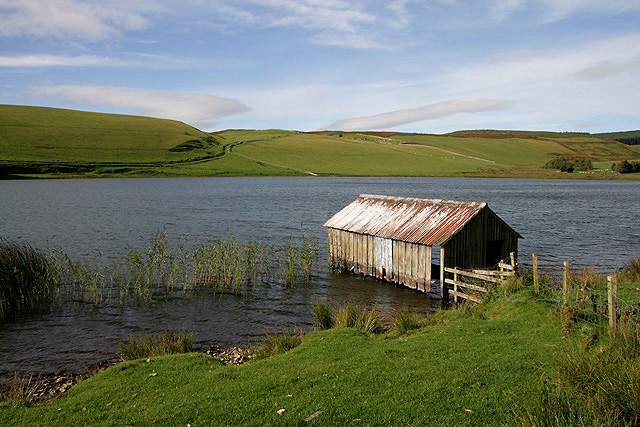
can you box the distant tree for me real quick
[612,160,640,173]
[545,156,592,171]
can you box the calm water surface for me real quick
[0,177,638,379]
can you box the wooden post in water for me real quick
[607,273,618,331]
[532,253,539,295]
[563,261,570,308]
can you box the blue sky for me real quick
[1,0,639,133]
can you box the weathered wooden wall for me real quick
[328,228,433,292]
[443,208,518,270]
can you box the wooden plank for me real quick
[532,253,539,296]
[416,244,426,292]
[563,261,570,307]
[607,274,617,330]
[498,262,515,271]
[440,247,447,306]
[444,278,488,293]
[357,233,363,271]
[398,241,405,285]
[425,246,432,288]
[392,239,399,282]
[444,267,504,284]
[408,243,417,290]
[368,235,374,276]
[449,290,482,304]
[472,269,514,277]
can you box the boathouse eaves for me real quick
[323,194,493,246]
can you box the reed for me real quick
[278,238,298,286]
[118,328,193,361]
[2,231,324,314]
[0,373,41,405]
[0,238,55,321]
[300,231,320,281]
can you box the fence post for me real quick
[607,273,618,331]
[453,271,458,305]
[532,253,539,295]
[510,252,516,269]
[563,261,570,307]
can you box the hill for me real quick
[2,105,640,179]
[596,130,640,146]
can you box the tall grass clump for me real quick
[513,265,640,427]
[312,298,333,330]
[391,307,424,335]
[333,303,381,334]
[118,328,193,361]
[622,256,640,282]
[515,330,640,426]
[0,238,55,321]
[253,331,304,360]
[0,374,41,405]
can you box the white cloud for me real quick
[539,0,640,22]
[0,54,131,67]
[0,53,197,69]
[489,0,640,22]
[213,0,410,48]
[445,33,640,91]
[32,85,250,129]
[324,98,509,131]
[0,0,148,40]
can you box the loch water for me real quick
[0,177,638,378]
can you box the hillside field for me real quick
[2,105,640,179]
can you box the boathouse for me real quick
[323,194,522,300]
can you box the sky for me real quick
[1,0,639,133]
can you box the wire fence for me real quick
[518,253,640,333]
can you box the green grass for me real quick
[0,295,566,426]
[234,132,500,175]
[0,105,214,163]
[118,329,194,361]
[3,105,640,179]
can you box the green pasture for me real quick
[2,105,640,179]
[0,105,217,163]
[233,133,497,175]
[0,297,566,426]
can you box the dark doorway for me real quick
[486,240,505,267]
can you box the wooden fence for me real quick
[445,252,631,334]
[444,253,516,304]
[529,254,621,332]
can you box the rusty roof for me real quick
[323,194,518,246]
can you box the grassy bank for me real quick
[0,293,565,425]
[2,262,639,425]
[3,105,640,179]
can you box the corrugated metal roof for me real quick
[323,194,490,246]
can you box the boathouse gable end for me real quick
[323,194,521,294]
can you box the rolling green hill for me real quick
[2,105,640,179]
